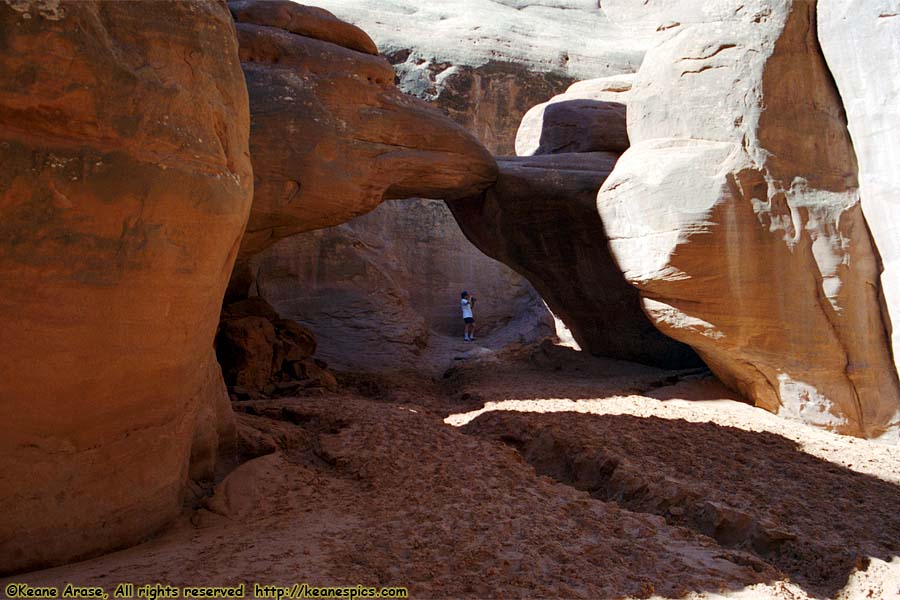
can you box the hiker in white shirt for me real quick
[461,290,476,341]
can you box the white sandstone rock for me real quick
[306,0,649,79]
[818,0,900,421]
[597,0,900,439]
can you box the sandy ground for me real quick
[5,340,899,599]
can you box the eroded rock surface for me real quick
[818,0,900,413]
[249,198,553,371]
[281,1,661,362]
[233,0,573,363]
[230,0,378,55]
[217,297,336,398]
[0,0,251,572]
[312,0,652,155]
[596,0,900,438]
[449,154,701,368]
[446,70,698,368]
[231,0,497,257]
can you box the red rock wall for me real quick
[230,0,497,258]
[0,0,252,573]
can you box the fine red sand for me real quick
[6,342,899,599]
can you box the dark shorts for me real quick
[463,317,474,324]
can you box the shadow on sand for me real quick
[464,409,900,597]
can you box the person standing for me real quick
[461,291,476,341]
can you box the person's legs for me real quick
[464,318,474,340]
[469,321,475,340]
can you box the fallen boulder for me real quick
[217,298,336,398]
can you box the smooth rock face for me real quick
[249,198,553,371]
[597,0,900,438]
[0,0,251,573]
[818,1,900,414]
[449,154,701,369]
[515,75,633,157]
[231,0,497,257]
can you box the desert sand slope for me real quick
[9,346,899,599]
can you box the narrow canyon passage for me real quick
[4,0,900,595]
[8,345,899,599]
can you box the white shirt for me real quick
[461,298,473,319]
